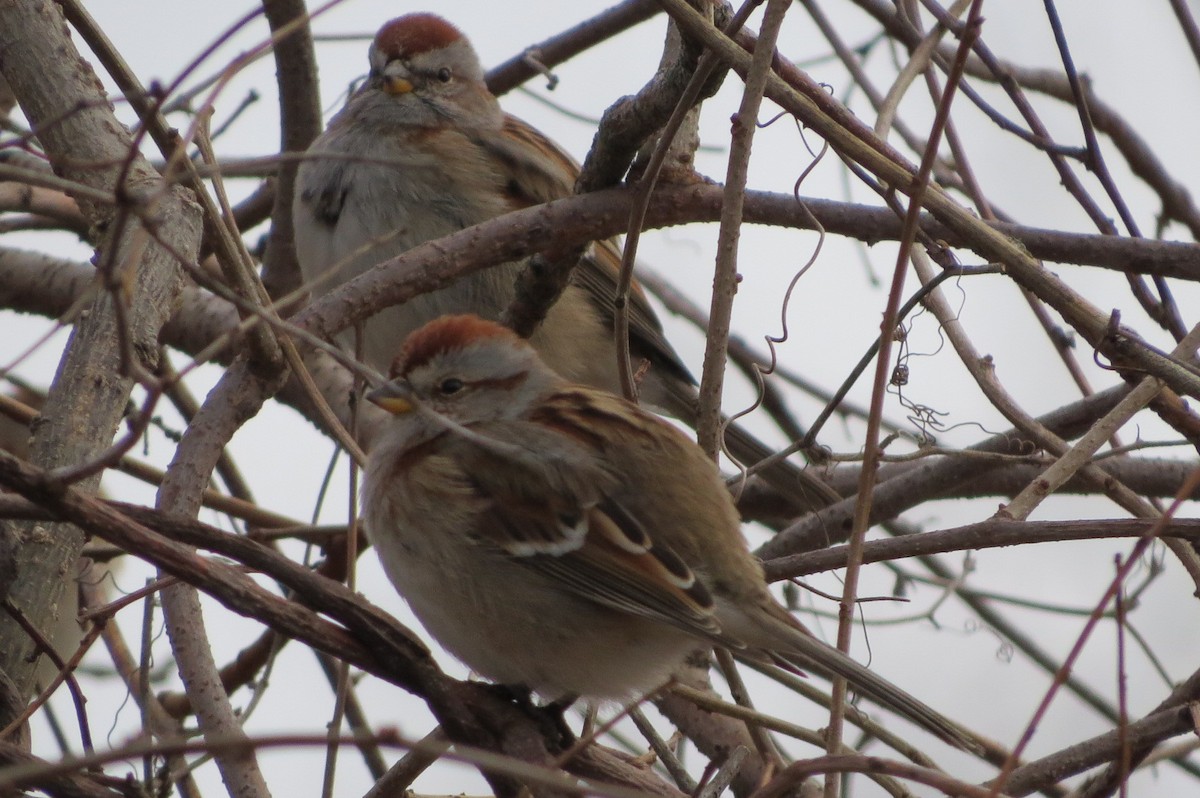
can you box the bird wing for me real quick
[444,418,722,638]
[572,240,695,386]
[484,114,694,386]
[479,113,578,206]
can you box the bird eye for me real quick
[438,377,464,395]
[436,67,452,83]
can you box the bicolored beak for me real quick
[381,75,414,95]
[366,380,416,415]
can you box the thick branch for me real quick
[0,0,202,696]
[259,0,321,300]
[763,517,1200,580]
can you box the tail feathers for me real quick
[739,610,981,753]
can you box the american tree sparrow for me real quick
[294,12,689,400]
[363,315,974,751]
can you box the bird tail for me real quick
[738,606,981,754]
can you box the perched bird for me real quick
[294,13,829,508]
[294,11,690,403]
[363,315,973,750]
